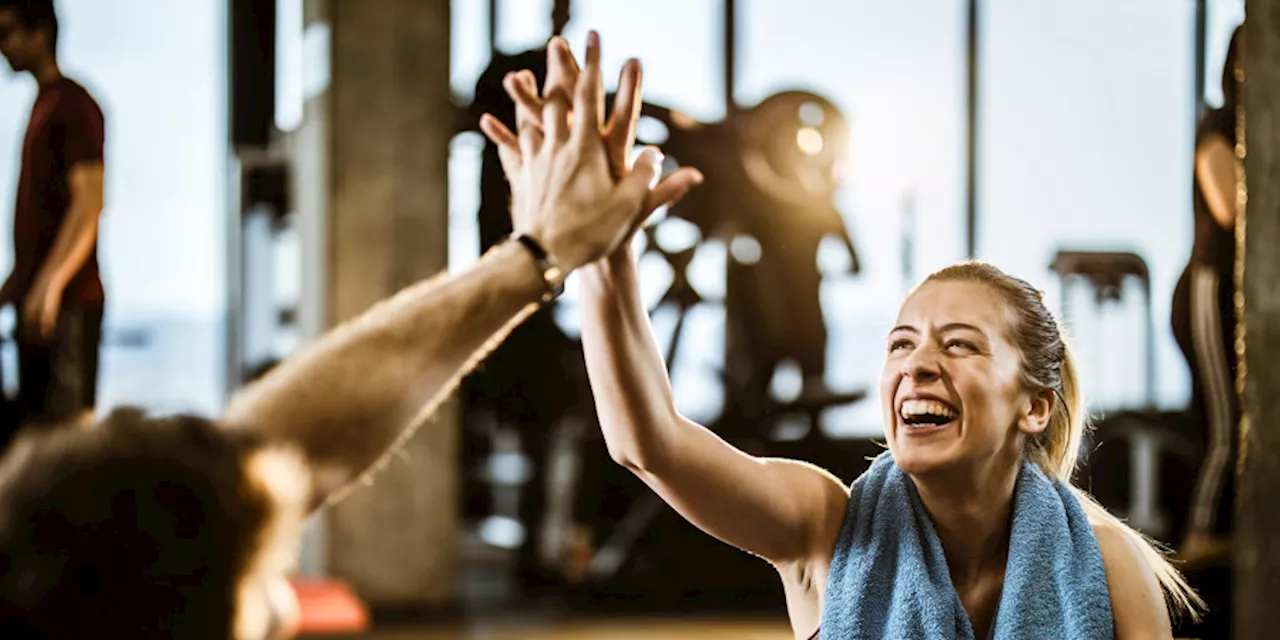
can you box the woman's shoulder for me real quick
[1089,520,1150,572]
[1088,520,1173,633]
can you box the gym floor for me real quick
[344,618,793,639]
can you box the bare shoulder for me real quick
[1091,521,1157,591]
[1090,521,1174,639]
[793,458,854,551]
[762,457,852,559]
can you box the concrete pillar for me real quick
[1236,3,1280,632]
[295,0,458,609]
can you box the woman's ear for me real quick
[1019,387,1055,436]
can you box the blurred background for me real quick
[0,0,1247,637]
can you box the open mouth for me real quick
[899,399,959,430]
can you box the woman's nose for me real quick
[902,346,942,382]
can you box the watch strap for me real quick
[512,234,565,302]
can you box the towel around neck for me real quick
[818,451,1114,639]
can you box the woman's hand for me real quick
[478,34,702,266]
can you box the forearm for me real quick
[579,254,848,564]
[36,204,99,290]
[578,254,684,470]
[224,240,546,509]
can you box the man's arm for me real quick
[226,31,671,513]
[33,161,103,293]
[224,240,546,510]
[24,90,106,334]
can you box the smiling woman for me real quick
[578,252,1203,639]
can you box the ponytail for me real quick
[1045,344,1205,620]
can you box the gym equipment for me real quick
[1049,251,1155,410]
[288,577,370,636]
[1049,250,1198,543]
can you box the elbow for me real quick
[600,410,678,476]
[606,439,658,474]
[607,443,644,473]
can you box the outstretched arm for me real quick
[225,32,662,512]
[578,254,850,566]
[483,36,849,567]
[224,240,546,510]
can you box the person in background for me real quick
[0,0,107,444]
[1169,23,1243,639]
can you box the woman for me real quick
[1172,25,1242,562]
[485,37,1202,639]
[577,253,1203,639]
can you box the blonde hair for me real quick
[923,261,1204,619]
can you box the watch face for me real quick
[543,264,566,302]
[545,265,563,285]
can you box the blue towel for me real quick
[818,452,1113,639]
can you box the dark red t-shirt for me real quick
[11,77,105,307]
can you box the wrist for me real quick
[492,240,550,305]
[538,233,591,274]
[48,272,69,294]
[509,234,567,302]
[520,215,597,274]
[579,251,637,297]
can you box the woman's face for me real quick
[879,280,1052,478]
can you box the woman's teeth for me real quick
[900,399,958,425]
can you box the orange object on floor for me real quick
[288,577,371,636]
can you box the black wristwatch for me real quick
[512,234,565,302]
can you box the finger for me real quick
[624,167,704,238]
[605,59,642,177]
[505,71,544,128]
[480,113,520,152]
[542,91,570,147]
[541,43,575,132]
[480,114,524,175]
[543,36,580,104]
[644,167,704,214]
[497,146,523,179]
[518,119,544,160]
[611,147,664,225]
[571,31,605,141]
[517,70,542,102]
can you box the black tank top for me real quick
[1190,108,1237,277]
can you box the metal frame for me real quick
[966,0,979,258]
